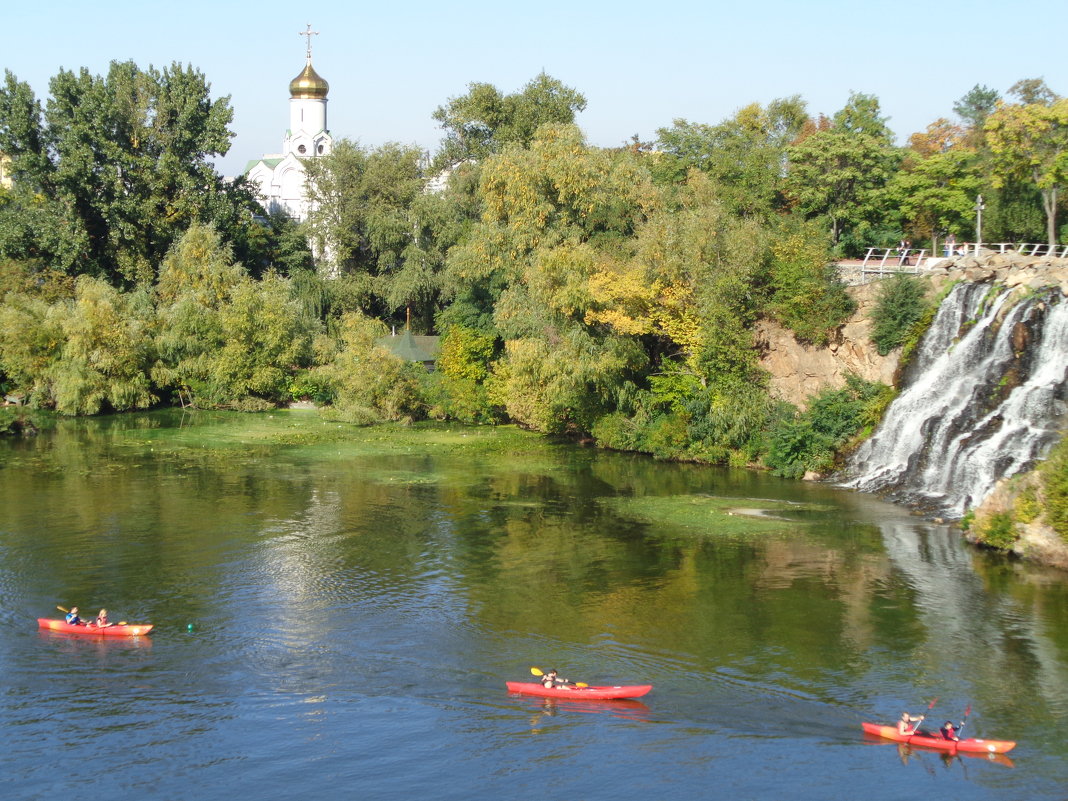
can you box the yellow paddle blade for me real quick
[56,605,70,613]
[575,682,588,688]
[530,667,544,677]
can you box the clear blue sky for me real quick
[6,0,1067,176]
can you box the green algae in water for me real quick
[601,494,824,537]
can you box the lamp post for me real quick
[975,194,985,256]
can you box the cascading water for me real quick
[841,281,1068,518]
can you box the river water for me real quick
[1,410,1066,800]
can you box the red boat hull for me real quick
[506,681,651,700]
[862,722,1015,754]
[37,618,153,637]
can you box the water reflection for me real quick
[867,739,1017,770]
[2,412,1067,800]
[36,630,153,652]
[516,695,653,728]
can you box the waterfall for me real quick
[841,282,1068,518]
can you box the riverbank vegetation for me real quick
[1,65,1065,478]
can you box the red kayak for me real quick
[37,618,153,637]
[506,681,652,700]
[862,722,1015,754]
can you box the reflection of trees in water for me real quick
[848,489,1068,737]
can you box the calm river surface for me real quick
[1,410,1067,800]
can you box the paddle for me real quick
[908,696,939,738]
[955,704,972,739]
[529,666,588,688]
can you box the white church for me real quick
[245,26,332,223]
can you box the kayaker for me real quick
[94,609,112,628]
[897,712,932,737]
[940,721,961,741]
[65,607,83,625]
[541,669,570,689]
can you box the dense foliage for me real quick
[1043,439,1068,541]
[870,274,932,355]
[2,64,1065,484]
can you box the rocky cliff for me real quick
[756,281,897,410]
[788,251,1068,570]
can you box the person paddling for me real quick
[65,606,83,626]
[94,609,113,628]
[940,720,962,741]
[897,711,933,737]
[541,669,571,690]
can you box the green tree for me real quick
[764,219,855,346]
[47,276,156,414]
[0,61,262,285]
[432,73,587,167]
[785,94,901,249]
[887,142,983,249]
[303,139,429,323]
[986,94,1068,247]
[953,84,1000,144]
[443,124,655,433]
[654,96,808,216]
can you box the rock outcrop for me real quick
[967,473,1068,570]
[756,282,897,410]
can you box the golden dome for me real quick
[289,62,329,99]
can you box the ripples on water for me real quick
[2,415,1067,799]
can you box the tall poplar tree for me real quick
[0,61,261,285]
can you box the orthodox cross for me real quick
[299,24,319,60]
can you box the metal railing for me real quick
[859,247,928,273]
[940,242,1068,258]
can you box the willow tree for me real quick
[48,277,156,415]
[446,124,653,433]
[153,223,245,404]
[153,223,313,409]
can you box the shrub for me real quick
[765,417,836,478]
[975,512,1018,550]
[640,413,691,461]
[870,274,930,356]
[590,411,644,452]
[1014,486,1041,524]
[1042,439,1068,541]
[763,374,891,477]
[766,224,856,346]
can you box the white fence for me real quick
[860,247,928,273]
[947,242,1068,258]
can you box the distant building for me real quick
[376,329,441,371]
[245,26,332,223]
[0,153,12,190]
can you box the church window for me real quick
[298,144,307,154]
